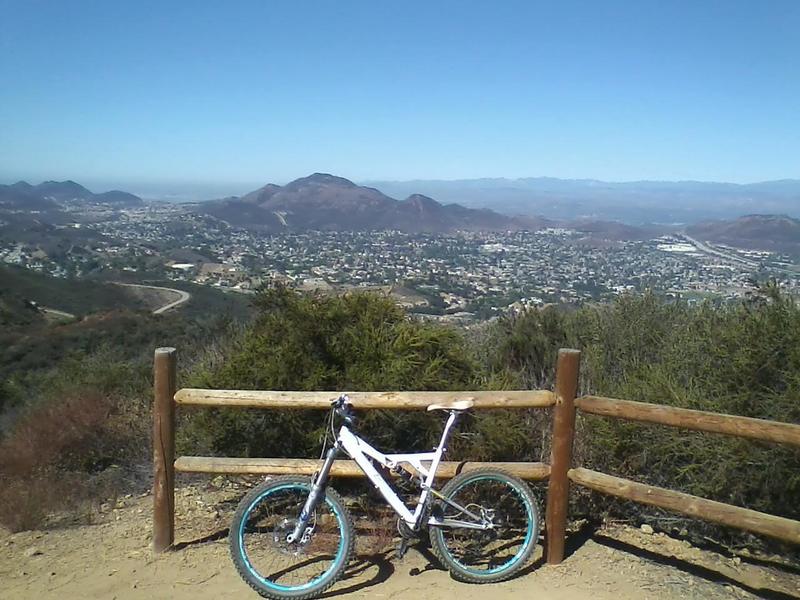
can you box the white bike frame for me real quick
[287,402,492,543]
[336,411,459,528]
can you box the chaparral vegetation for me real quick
[1,280,799,556]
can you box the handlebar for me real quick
[331,393,349,408]
[331,394,356,425]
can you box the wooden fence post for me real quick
[153,347,177,553]
[545,348,581,564]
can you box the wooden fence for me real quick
[152,346,800,562]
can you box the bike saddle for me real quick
[425,399,474,412]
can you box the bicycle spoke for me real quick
[438,478,533,573]
[238,485,345,590]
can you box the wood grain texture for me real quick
[153,347,177,553]
[576,395,800,447]
[545,349,581,564]
[174,389,555,410]
[174,456,551,480]
[569,467,800,545]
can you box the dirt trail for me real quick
[1,481,798,600]
[114,283,191,314]
[40,307,76,321]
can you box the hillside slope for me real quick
[201,173,521,233]
[687,214,800,254]
[0,265,145,317]
[0,267,251,379]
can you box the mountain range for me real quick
[2,174,799,253]
[198,173,541,233]
[364,177,800,224]
[196,174,800,252]
[0,180,142,213]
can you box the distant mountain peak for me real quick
[34,180,93,200]
[404,193,437,203]
[403,194,442,211]
[201,173,518,233]
[41,179,84,187]
[286,173,357,189]
[239,183,282,205]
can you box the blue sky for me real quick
[1,0,798,192]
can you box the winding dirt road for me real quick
[40,307,76,320]
[114,283,191,314]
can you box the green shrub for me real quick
[179,286,480,458]
[488,286,800,538]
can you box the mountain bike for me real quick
[229,394,541,599]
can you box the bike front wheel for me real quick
[229,476,354,600]
[429,468,540,583]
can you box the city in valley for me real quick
[2,197,798,322]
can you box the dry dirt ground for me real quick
[1,479,798,600]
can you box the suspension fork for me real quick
[286,445,339,543]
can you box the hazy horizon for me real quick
[5,172,800,205]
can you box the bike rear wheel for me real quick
[229,476,354,600]
[429,468,539,583]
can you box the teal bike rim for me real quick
[237,483,347,593]
[440,474,535,576]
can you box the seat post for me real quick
[437,410,460,454]
[422,410,459,489]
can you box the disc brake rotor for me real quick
[272,518,311,556]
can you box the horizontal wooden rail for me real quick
[175,456,551,480]
[156,347,800,557]
[569,467,800,545]
[175,389,555,410]
[576,395,800,447]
